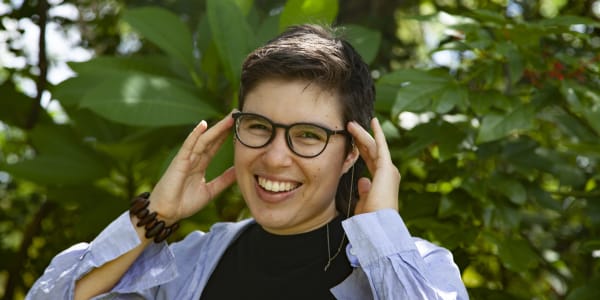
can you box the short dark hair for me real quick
[238,24,375,217]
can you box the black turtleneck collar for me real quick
[200,214,352,300]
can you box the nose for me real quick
[262,128,293,167]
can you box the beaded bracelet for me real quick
[129,192,180,243]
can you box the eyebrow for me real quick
[241,111,345,131]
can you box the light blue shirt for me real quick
[27,209,468,299]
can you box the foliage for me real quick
[1,0,599,299]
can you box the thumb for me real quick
[357,177,372,199]
[354,177,372,214]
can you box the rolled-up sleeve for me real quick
[26,211,177,300]
[341,209,469,300]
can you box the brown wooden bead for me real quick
[144,218,157,230]
[129,192,179,243]
[137,208,149,219]
[130,198,149,215]
[145,221,165,239]
[169,222,180,232]
[137,211,156,227]
[154,227,172,243]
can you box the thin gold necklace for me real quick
[324,165,355,272]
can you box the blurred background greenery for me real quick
[1,0,599,299]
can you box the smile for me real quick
[257,176,300,192]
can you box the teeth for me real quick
[258,177,298,192]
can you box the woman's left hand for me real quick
[347,118,401,214]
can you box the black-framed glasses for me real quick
[232,112,349,158]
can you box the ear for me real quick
[341,144,359,174]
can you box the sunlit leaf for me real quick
[207,0,255,85]
[123,7,195,71]
[69,55,178,79]
[377,69,461,116]
[279,0,338,30]
[344,24,381,65]
[79,73,218,127]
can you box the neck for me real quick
[260,205,338,235]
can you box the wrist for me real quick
[129,192,180,243]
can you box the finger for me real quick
[354,177,371,214]
[371,117,392,162]
[190,112,235,166]
[347,121,377,173]
[357,177,371,198]
[177,120,208,160]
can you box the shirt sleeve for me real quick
[341,209,469,300]
[26,211,177,300]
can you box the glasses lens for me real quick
[236,114,273,147]
[288,124,329,157]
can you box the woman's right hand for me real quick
[147,111,238,225]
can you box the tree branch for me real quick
[25,0,48,130]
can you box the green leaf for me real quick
[490,175,527,205]
[123,7,195,71]
[539,105,597,143]
[567,276,600,300]
[466,9,507,25]
[433,84,468,114]
[279,0,338,30]
[2,125,109,185]
[52,75,105,106]
[583,106,600,136]
[438,193,473,219]
[344,24,381,65]
[529,186,561,211]
[496,42,524,85]
[0,81,36,127]
[55,56,187,107]
[69,55,178,79]
[374,82,397,115]
[476,104,534,144]
[436,122,467,161]
[207,0,255,85]
[79,73,219,127]
[496,236,539,272]
[63,108,130,143]
[537,15,600,27]
[403,121,465,161]
[402,122,438,159]
[205,132,234,181]
[47,185,124,238]
[255,14,280,46]
[234,0,254,15]
[377,69,467,116]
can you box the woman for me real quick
[27,24,468,299]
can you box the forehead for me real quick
[242,79,344,127]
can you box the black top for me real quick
[200,214,352,300]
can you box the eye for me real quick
[240,116,272,135]
[297,131,324,140]
[290,125,328,144]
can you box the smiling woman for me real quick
[26,24,468,300]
